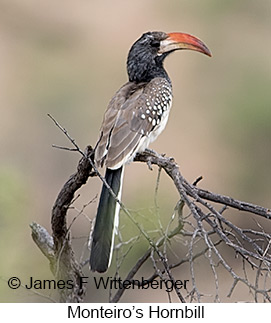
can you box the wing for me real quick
[95,77,172,169]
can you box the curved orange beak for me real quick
[159,32,211,57]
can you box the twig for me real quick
[134,150,271,220]
[31,117,271,303]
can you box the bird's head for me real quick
[127,31,211,83]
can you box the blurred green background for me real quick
[0,0,270,302]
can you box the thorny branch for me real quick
[31,145,94,302]
[31,116,271,303]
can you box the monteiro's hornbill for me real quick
[90,31,211,272]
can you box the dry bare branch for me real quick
[31,118,271,303]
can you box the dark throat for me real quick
[127,53,170,84]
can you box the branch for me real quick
[51,145,94,248]
[31,145,94,302]
[30,222,54,261]
[134,149,271,220]
[31,116,271,303]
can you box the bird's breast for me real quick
[136,97,172,153]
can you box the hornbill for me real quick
[90,31,211,272]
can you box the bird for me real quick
[90,31,211,273]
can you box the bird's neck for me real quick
[127,55,170,84]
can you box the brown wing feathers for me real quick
[95,78,171,170]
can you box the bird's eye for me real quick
[151,40,160,48]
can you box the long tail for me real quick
[90,166,123,273]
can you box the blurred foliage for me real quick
[0,168,28,220]
[0,167,30,301]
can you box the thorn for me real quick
[147,160,153,171]
[90,171,97,177]
[193,176,203,186]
